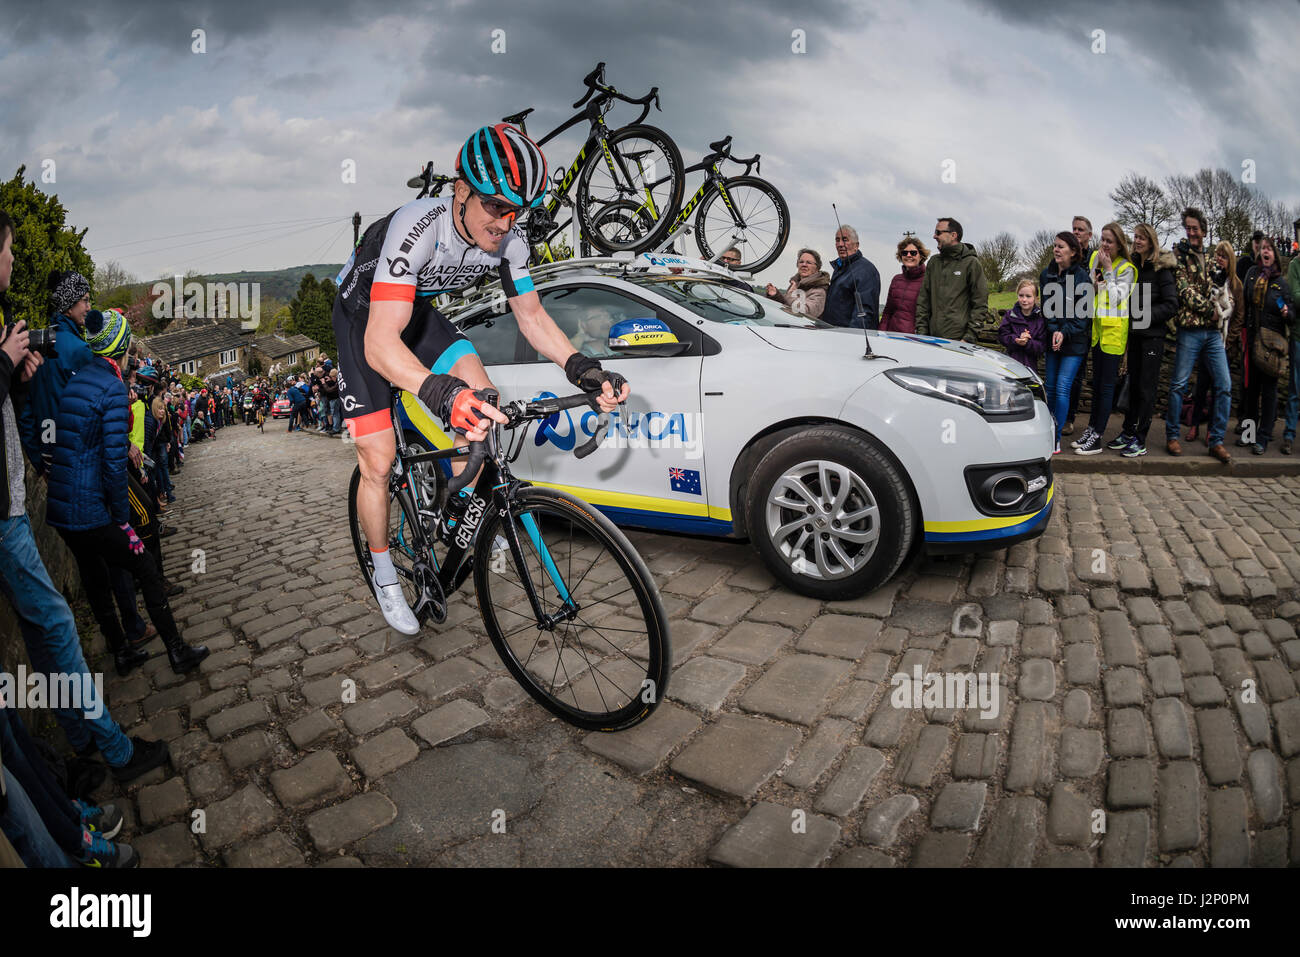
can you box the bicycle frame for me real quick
[522,99,667,260]
[385,405,579,629]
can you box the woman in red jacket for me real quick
[880,236,929,333]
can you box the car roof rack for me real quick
[439,251,751,324]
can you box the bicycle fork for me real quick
[495,494,579,631]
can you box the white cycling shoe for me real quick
[372,580,420,635]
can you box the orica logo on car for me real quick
[608,317,677,348]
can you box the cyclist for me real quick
[333,124,629,635]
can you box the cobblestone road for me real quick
[88,422,1300,867]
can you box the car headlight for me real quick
[885,366,1035,420]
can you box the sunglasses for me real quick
[476,193,525,221]
[901,249,921,257]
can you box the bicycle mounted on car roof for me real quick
[406,62,687,267]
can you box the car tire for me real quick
[746,426,916,600]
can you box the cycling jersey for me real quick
[332,196,536,439]
[334,196,534,320]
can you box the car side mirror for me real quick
[607,339,691,358]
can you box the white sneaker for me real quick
[371,581,420,635]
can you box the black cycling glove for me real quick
[564,353,627,400]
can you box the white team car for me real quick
[398,253,1056,599]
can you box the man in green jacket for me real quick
[914,217,989,343]
[1282,251,1300,452]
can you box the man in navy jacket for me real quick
[824,225,881,330]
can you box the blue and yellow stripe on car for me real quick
[396,395,732,533]
[923,484,1054,544]
[528,481,734,535]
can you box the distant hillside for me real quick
[151,264,345,302]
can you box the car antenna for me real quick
[833,203,878,359]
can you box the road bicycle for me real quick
[408,63,686,265]
[346,385,671,731]
[504,62,685,261]
[655,135,789,273]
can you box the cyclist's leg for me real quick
[353,427,398,554]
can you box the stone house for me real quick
[139,320,254,378]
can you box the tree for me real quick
[94,259,134,295]
[1020,229,1057,276]
[247,354,264,377]
[1164,173,1198,224]
[976,232,1019,292]
[1109,173,1176,245]
[1218,205,1253,252]
[0,166,96,327]
[288,273,337,355]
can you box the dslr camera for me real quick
[1,323,57,355]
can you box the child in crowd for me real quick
[998,278,1046,372]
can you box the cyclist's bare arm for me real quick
[363,300,506,438]
[509,292,630,412]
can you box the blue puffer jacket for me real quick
[46,358,131,531]
[17,313,96,473]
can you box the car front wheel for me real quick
[746,427,917,600]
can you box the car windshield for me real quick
[627,276,829,328]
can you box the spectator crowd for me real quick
[759,213,1298,459]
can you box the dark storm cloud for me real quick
[0,0,424,46]
[388,0,871,173]
[969,0,1272,103]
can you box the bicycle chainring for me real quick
[410,559,447,625]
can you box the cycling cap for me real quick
[456,124,548,209]
[135,364,161,385]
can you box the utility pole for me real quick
[352,211,361,248]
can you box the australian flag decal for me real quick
[669,467,701,495]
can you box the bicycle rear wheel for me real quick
[694,174,790,273]
[576,124,684,254]
[474,486,670,731]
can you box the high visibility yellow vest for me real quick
[129,399,145,451]
[1089,251,1137,355]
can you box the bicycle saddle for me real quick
[622,149,653,161]
[502,108,534,125]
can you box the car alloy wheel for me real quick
[764,459,880,580]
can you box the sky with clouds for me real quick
[1,0,1296,288]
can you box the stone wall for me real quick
[0,460,85,733]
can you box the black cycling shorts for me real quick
[331,295,479,438]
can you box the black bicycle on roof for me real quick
[346,384,670,731]
[666,135,790,273]
[407,62,686,264]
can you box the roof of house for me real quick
[140,321,250,364]
[252,333,319,359]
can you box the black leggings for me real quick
[57,523,180,654]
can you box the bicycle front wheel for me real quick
[576,124,684,254]
[474,487,670,731]
[694,174,790,273]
